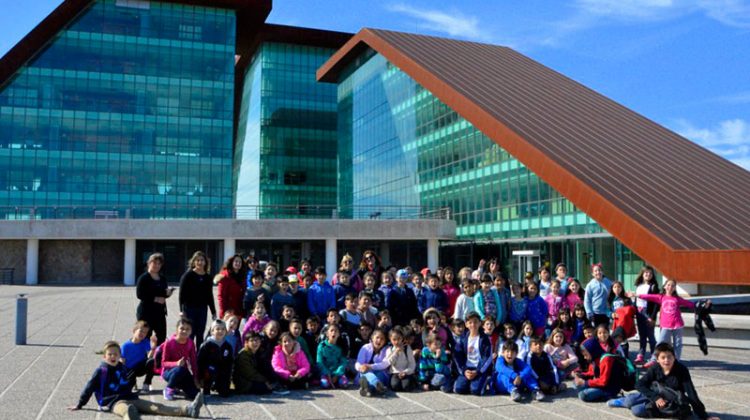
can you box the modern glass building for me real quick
[1,1,748,287]
[235,42,339,219]
[336,51,645,287]
[0,0,237,219]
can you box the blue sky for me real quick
[2,0,749,169]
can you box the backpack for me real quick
[601,353,637,391]
[647,382,692,418]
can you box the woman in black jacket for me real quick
[179,251,216,348]
[136,253,173,344]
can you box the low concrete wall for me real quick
[0,240,26,284]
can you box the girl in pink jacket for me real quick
[271,332,310,389]
[638,279,707,362]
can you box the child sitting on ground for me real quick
[316,323,349,389]
[545,328,579,381]
[515,321,534,361]
[453,312,493,395]
[161,318,201,401]
[356,328,391,397]
[574,336,627,402]
[197,319,233,397]
[68,340,203,418]
[386,326,417,392]
[607,342,719,420]
[271,332,311,390]
[233,332,284,395]
[418,333,452,392]
[120,320,156,392]
[493,340,544,402]
[526,336,564,396]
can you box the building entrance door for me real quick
[512,250,540,284]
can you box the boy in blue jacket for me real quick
[307,266,336,318]
[453,312,493,395]
[494,339,544,401]
[69,340,203,418]
[418,274,449,314]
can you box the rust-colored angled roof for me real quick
[318,28,750,285]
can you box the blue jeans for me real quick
[163,366,198,399]
[621,393,651,418]
[360,370,389,389]
[577,385,617,402]
[657,328,684,360]
[454,369,491,396]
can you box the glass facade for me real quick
[337,51,652,285]
[234,42,339,218]
[0,0,236,219]
[338,51,602,240]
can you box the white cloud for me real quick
[697,0,750,28]
[386,3,484,40]
[714,91,750,105]
[574,0,750,27]
[673,118,750,170]
[575,0,679,21]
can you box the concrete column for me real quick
[26,239,39,285]
[325,239,337,281]
[124,238,136,286]
[380,242,390,266]
[224,238,236,262]
[427,238,439,272]
[301,242,311,260]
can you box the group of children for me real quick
[70,259,718,420]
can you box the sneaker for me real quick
[273,384,290,395]
[643,360,656,369]
[534,390,545,401]
[186,391,204,418]
[338,376,349,388]
[163,387,175,401]
[359,377,369,397]
[375,381,386,394]
[320,376,331,389]
[510,388,522,402]
[608,397,626,408]
[140,383,151,393]
[634,354,645,364]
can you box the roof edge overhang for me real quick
[317,28,750,285]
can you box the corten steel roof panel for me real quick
[318,28,750,284]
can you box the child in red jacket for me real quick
[574,330,625,402]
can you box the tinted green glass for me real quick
[234,43,339,218]
[338,52,603,240]
[0,0,236,219]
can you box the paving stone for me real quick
[1,285,748,419]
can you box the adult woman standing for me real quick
[179,251,216,348]
[217,254,248,319]
[357,250,383,288]
[332,254,361,291]
[136,253,173,345]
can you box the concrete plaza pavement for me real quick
[1,285,749,420]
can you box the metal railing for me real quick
[0,205,452,221]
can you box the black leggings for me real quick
[126,358,155,387]
[390,374,416,392]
